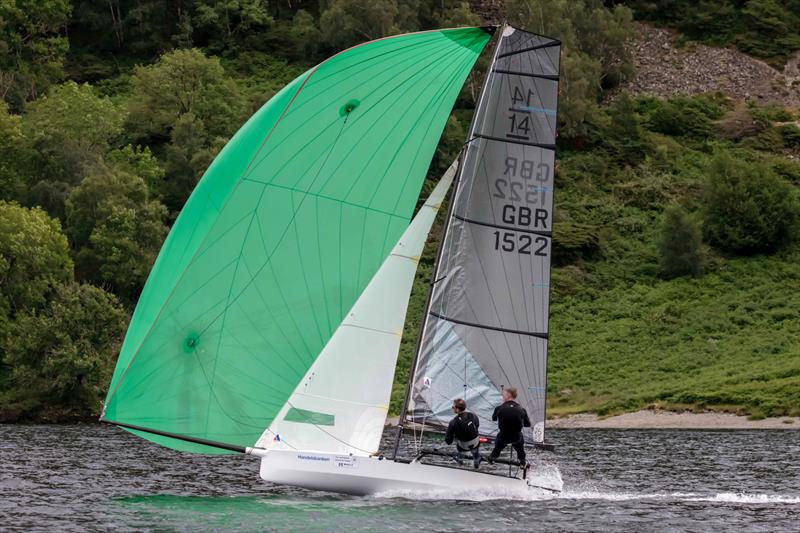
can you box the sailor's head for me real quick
[452,398,466,413]
[502,387,518,402]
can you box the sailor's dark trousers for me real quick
[490,433,526,463]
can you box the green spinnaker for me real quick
[103,28,490,453]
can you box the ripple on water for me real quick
[1,425,798,532]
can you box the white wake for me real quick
[684,493,800,504]
[559,490,800,504]
[372,464,564,501]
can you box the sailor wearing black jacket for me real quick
[490,387,531,466]
[445,398,482,469]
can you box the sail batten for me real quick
[405,26,560,443]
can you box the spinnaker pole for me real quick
[100,418,263,455]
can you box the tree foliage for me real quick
[65,168,168,302]
[0,102,28,199]
[106,144,165,193]
[659,205,706,278]
[70,0,186,58]
[162,112,225,214]
[603,93,648,165]
[126,48,244,142]
[126,48,243,212]
[703,151,799,254]
[505,0,635,139]
[1,282,126,421]
[22,81,125,183]
[0,0,71,110]
[0,201,72,316]
[320,0,400,50]
[193,0,273,53]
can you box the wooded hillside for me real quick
[1,0,798,422]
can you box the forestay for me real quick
[101,28,490,454]
[405,27,560,443]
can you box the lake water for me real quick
[1,425,798,531]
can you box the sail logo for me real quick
[297,454,331,462]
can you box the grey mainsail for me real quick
[404,26,560,443]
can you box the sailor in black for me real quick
[445,398,482,469]
[490,387,531,466]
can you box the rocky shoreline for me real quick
[386,410,800,429]
[548,410,799,429]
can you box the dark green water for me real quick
[1,425,798,531]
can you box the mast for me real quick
[393,25,504,456]
[399,25,562,445]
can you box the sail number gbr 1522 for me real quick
[493,231,547,256]
[490,153,550,257]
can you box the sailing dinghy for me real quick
[102,24,561,496]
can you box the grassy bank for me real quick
[548,251,800,418]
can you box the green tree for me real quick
[290,9,321,60]
[0,0,71,111]
[396,0,421,31]
[0,201,72,317]
[320,0,400,50]
[433,1,480,27]
[505,0,634,139]
[162,112,224,214]
[126,48,245,142]
[126,48,244,212]
[646,100,714,139]
[604,92,648,165]
[193,0,273,53]
[0,102,29,200]
[704,151,799,254]
[738,0,800,63]
[106,144,165,194]
[23,82,125,179]
[65,169,168,302]
[431,114,466,179]
[669,0,738,44]
[659,205,706,278]
[1,282,126,421]
[69,0,188,57]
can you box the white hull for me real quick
[258,450,531,497]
